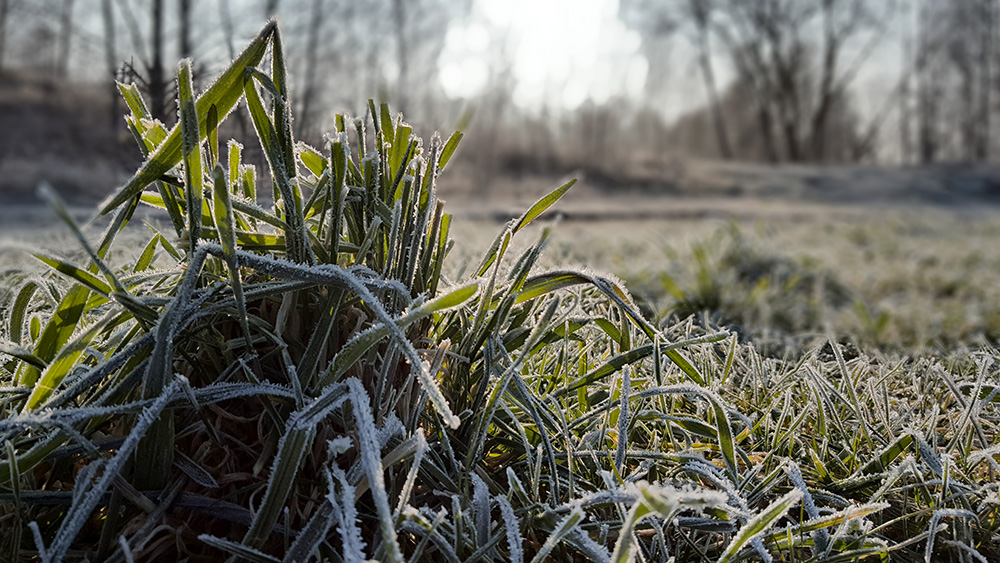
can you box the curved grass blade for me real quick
[211,163,252,346]
[19,284,90,387]
[8,280,39,345]
[513,179,575,234]
[717,489,803,563]
[438,130,464,171]
[0,341,46,371]
[528,507,585,563]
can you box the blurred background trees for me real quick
[2,0,1000,197]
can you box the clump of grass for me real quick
[1,19,998,563]
[625,225,850,353]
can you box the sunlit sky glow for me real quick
[439,0,648,111]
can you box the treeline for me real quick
[1,0,999,173]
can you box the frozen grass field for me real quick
[2,20,1000,563]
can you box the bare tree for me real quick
[977,0,993,160]
[392,0,409,114]
[179,0,192,60]
[298,0,325,137]
[219,0,236,59]
[101,0,119,130]
[810,0,875,160]
[148,0,166,120]
[716,0,887,162]
[264,0,279,19]
[0,0,12,73]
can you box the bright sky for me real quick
[438,0,648,111]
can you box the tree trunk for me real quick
[148,0,166,121]
[179,0,192,60]
[264,0,280,18]
[899,1,914,164]
[810,0,839,162]
[101,0,119,132]
[299,0,324,138]
[219,0,236,59]
[977,0,993,161]
[0,0,10,73]
[57,0,76,77]
[690,0,732,159]
[392,0,408,114]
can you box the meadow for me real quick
[1,20,999,563]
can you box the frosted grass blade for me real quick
[512,179,576,234]
[718,489,803,563]
[178,58,203,252]
[528,507,585,563]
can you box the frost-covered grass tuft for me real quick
[0,19,998,563]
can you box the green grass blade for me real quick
[528,507,585,563]
[718,489,803,563]
[8,280,39,344]
[212,163,251,347]
[438,130,464,171]
[178,58,203,252]
[0,341,47,371]
[23,315,109,411]
[512,179,575,234]
[20,284,90,387]
[33,254,113,297]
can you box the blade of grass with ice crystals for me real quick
[22,313,112,411]
[0,341,46,370]
[43,378,181,562]
[476,225,512,276]
[241,419,319,551]
[282,497,336,563]
[925,509,978,563]
[438,130,463,171]
[829,338,873,453]
[178,59,203,253]
[471,473,490,549]
[100,21,276,214]
[133,245,207,491]
[496,494,523,563]
[762,502,889,547]
[349,378,403,561]
[38,184,128,292]
[199,535,280,563]
[717,488,803,563]
[243,71,312,264]
[31,254,112,299]
[18,284,90,387]
[615,367,631,474]
[117,81,186,235]
[611,485,685,563]
[315,281,477,388]
[393,431,427,520]
[553,332,726,398]
[8,280,38,344]
[133,236,159,272]
[207,104,219,168]
[211,163,251,346]
[528,507,585,563]
[270,26,296,176]
[512,179,576,234]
